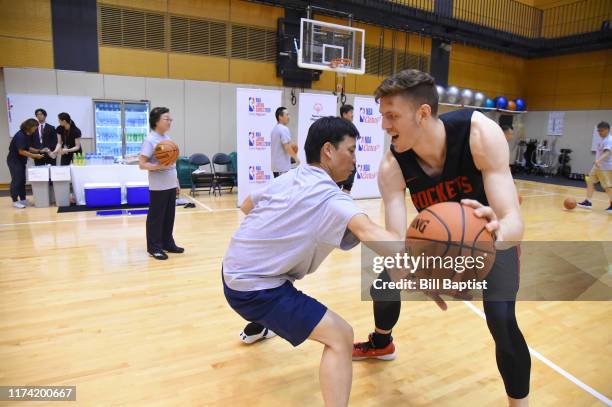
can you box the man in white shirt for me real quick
[578,121,612,213]
[223,117,403,407]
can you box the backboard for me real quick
[297,18,365,75]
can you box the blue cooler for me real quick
[126,182,149,205]
[84,182,121,207]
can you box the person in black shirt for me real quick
[7,118,44,208]
[32,108,60,166]
[56,112,82,166]
[352,70,530,406]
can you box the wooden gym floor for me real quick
[0,179,610,406]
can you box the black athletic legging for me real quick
[371,247,531,399]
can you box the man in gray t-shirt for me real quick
[222,117,403,407]
[139,107,183,260]
[271,106,299,176]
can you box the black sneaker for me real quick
[149,251,168,260]
[164,246,184,254]
[606,204,612,214]
[577,200,592,209]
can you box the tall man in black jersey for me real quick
[352,70,530,406]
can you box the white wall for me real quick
[522,110,612,174]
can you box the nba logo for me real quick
[359,107,366,122]
[358,137,366,151]
[248,97,255,112]
[248,166,256,180]
[248,132,255,147]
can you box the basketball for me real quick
[563,197,576,209]
[154,139,179,166]
[406,202,496,296]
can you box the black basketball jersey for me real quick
[391,108,488,212]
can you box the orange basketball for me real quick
[406,202,496,296]
[563,197,576,210]
[154,140,179,166]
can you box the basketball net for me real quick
[331,58,351,97]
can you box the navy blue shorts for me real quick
[222,271,327,347]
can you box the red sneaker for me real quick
[352,333,396,361]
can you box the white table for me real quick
[70,165,148,205]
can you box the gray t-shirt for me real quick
[271,123,292,172]
[223,165,364,291]
[140,131,178,191]
[595,134,612,171]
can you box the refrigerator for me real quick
[94,100,150,158]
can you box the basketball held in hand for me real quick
[154,140,179,166]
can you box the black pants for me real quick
[7,158,26,202]
[146,188,177,253]
[371,247,531,399]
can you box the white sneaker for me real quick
[19,199,29,207]
[239,326,277,344]
[12,201,26,209]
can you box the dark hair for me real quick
[35,108,47,117]
[597,121,610,130]
[374,69,438,116]
[275,107,287,121]
[305,116,359,164]
[20,118,39,133]
[149,107,170,130]
[340,104,354,117]
[58,112,74,125]
[501,124,513,132]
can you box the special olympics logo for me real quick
[313,103,323,113]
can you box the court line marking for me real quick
[462,301,612,406]
[0,206,239,228]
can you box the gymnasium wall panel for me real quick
[228,60,281,87]
[169,54,229,82]
[4,68,57,94]
[99,47,168,78]
[145,77,186,154]
[103,74,146,100]
[97,0,167,13]
[56,71,105,98]
[0,0,52,41]
[184,80,221,159]
[0,38,54,70]
[168,0,230,21]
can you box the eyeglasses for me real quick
[162,117,173,122]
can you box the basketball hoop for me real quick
[331,58,351,103]
[330,58,352,76]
